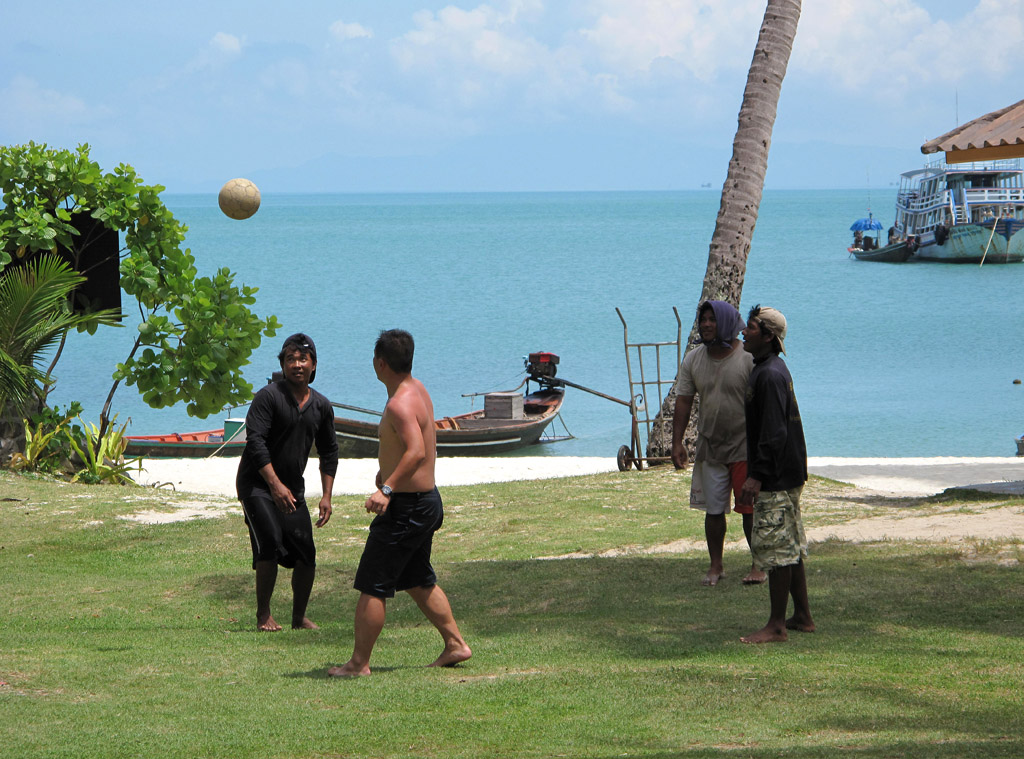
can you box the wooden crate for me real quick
[484,392,524,420]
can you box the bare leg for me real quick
[785,560,815,632]
[741,512,767,585]
[741,565,791,643]
[327,593,386,677]
[703,513,726,586]
[406,584,472,667]
[255,561,282,631]
[291,562,318,629]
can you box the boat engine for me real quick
[526,351,559,380]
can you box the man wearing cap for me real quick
[671,300,765,587]
[738,306,815,644]
[236,333,339,632]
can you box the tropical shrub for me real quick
[68,415,141,485]
[8,402,84,475]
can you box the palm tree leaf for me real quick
[0,253,121,402]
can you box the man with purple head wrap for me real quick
[671,300,765,587]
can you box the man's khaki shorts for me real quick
[750,486,806,570]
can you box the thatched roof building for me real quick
[921,99,1024,163]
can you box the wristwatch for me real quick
[380,484,393,498]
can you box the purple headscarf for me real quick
[694,300,744,348]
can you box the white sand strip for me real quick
[137,456,619,498]
[134,455,1024,499]
[807,456,1024,496]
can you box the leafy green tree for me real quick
[0,142,280,447]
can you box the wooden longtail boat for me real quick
[125,352,571,459]
[848,239,915,263]
[123,420,248,458]
[333,387,566,458]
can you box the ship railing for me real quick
[925,156,1022,171]
[897,191,951,214]
[898,186,1024,218]
[961,187,1024,204]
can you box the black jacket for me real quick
[745,355,807,492]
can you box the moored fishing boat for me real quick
[333,386,566,458]
[849,239,915,263]
[893,99,1024,263]
[846,213,916,262]
[124,419,248,458]
[127,353,572,459]
[335,351,569,457]
[892,160,1024,263]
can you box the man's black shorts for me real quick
[354,487,443,598]
[241,492,316,569]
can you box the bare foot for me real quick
[786,615,816,633]
[327,662,370,678]
[257,613,282,632]
[292,617,319,630]
[428,643,472,668]
[742,568,767,585]
[740,625,788,644]
[701,571,724,587]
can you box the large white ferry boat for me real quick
[893,158,1024,263]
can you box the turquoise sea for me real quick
[47,190,1024,458]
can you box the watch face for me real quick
[381,485,392,496]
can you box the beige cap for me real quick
[754,307,787,354]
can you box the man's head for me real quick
[742,305,787,357]
[374,329,414,375]
[696,300,743,347]
[278,332,317,383]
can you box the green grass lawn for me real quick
[2,468,1023,758]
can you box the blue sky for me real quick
[1,0,1021,192]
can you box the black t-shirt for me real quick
[235,381,339,500]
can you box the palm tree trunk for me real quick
[649,0,801,457]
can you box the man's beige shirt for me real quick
[673,344,753,465]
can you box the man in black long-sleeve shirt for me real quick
[738,307,815,644]
[236,333,339,631]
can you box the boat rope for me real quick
[979,206,1002,267]
[205,420,247,459]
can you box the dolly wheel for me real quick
[616,445,633,472]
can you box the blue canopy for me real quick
[850,216,883,231]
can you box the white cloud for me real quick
[393,3,546,77]
[330,21,373,41]
[385,0,770,119]
[0,75,111,130]
[578,0,764,81]
[210,32,243,56]
[179,32,245,77]
[793,0,1024,96]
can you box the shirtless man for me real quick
[328,329,471,677]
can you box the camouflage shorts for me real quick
[750,486,807,570]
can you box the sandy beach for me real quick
[123,455,1024,547]
[136,455,1024,499]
